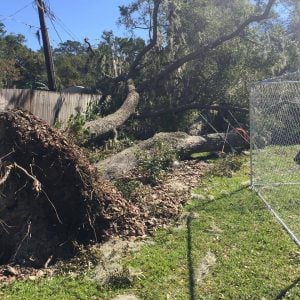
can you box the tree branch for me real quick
[85,79,139,138]
[153,0,276,83]
[135,103,249,119]
[114,0,162,83]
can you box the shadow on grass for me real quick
[185,185,249,299]
[187,214,195,300]
[186,181,300,300]
[275,276,300,299]
[188,185,249,212]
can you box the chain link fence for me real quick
[250,73,300,245]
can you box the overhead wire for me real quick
[48,15,64,43]
[0,1,40,35]
[51,16,79,41]
[0,1,35,22]
[0,15,40,30]
[43,1,79,41]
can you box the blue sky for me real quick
[0,0,135,50]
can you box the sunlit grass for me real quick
[1,156,300,299]
[252,144,300,184]
[253,144,300,240]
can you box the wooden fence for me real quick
[0,89,99,128]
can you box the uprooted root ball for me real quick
[0,110,146,267]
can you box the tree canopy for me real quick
[0,0,299,137]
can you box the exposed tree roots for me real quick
[0,110,146,267]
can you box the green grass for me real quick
[1,156,300,299]
[253,144,300,240]
[252,144,300,184]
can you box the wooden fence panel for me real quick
[0,89,99,128]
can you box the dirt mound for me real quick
[0,110,146,267]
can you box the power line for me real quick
[54,16,79,41]
[49,14,79,41]
[0,15,40,30]
[0,1,35,22]
[48,15,63,43]
[44,2,79,41]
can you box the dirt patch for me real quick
[114,159,209,230]
[195,251,217,284]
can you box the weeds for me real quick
[135,141,176,185]
[65,113,90,145]
[113,179,142,201]
[208,154,243,177]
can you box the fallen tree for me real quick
[84,79,139,139]
[80,0,276,142]
[0,0,281,270]
[0,110,247,267]
[97,131,248,179]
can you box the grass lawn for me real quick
[253,145,300,240]
[1,156,300,299]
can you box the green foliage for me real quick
[113,178,142,201]
[65,113,90,145]
[135,141,176,185]
[117,0,300,136]
[208,154,244,177]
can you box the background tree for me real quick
[0,0,299,141]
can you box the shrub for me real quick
[65,113,90,145]
[113,179,142,201]
[135,141,176,185]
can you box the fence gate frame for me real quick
[250,72,300,247]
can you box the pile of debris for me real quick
[0,110,209,269]
[0,110,144,267]
[115,159,209,230]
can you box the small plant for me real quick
[209,154,243,177]
[113,178,142,201]
[135,141,176,185]
[53,119,63,129]
[66,113,90,145]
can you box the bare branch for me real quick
[129,0,161,75]
[84,37,95,55]
[0,164,13,185]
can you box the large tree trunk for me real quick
[84,79,139,140]
[97,131,248,179]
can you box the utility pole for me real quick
[36,0,57,91]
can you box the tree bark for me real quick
[96,131,248,179]
[84,79,139,139]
